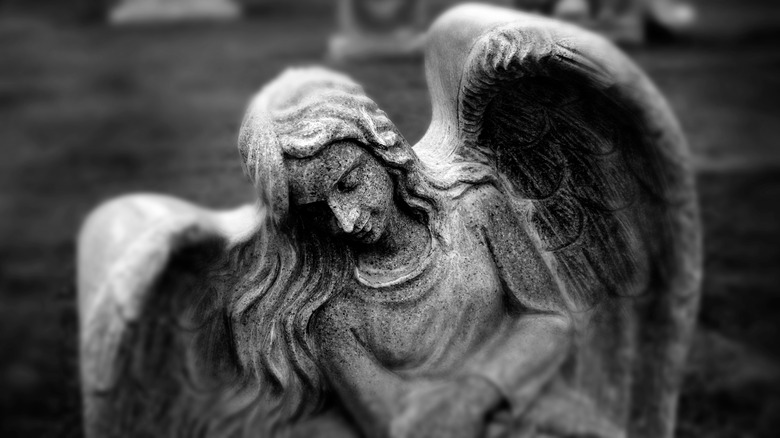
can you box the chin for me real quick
[364,230,382,245]
[355,226,382,245]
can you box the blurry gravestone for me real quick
[555,0,646,43]
[515,0,695,43]
[645,0,695,33]
[329,0,427,61]
[109,0,241,24]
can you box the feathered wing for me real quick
[416,5,701,437]
[77,194,261,438]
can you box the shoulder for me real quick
[454,183,526,231]
[455,184,503,215]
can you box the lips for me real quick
[355,221,373,239]
[352,213,372,239]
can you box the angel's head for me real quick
[286,140,397,244]
[238,67,441,244]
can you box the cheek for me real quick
[366,174,393,214]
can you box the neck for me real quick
[355,206,430,273]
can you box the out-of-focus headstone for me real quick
[109,0,241,25]
[514,0,695,43]
[646,0,695,32]
[328,0,427,61]
[572,0,646,43]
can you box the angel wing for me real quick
[77,194,260,437]
[415,5,701,437]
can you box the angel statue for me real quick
[78,4,701,438]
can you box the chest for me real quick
[343,231,506,371]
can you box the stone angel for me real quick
[78,4,701,438]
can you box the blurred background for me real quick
[1,0,779,436]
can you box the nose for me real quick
[328,200,360,234]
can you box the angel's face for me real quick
[287,141,395,245]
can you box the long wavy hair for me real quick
[215,67,493,436]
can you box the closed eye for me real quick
[336,163,363,193]
[337,175,358,193]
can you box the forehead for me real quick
[286,142,367,205]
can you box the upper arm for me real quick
[459,185,567,315]
[312,302,405,435]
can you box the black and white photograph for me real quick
[1,0,778,437]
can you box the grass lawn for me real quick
[1,1,779,437]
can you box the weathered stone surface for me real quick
[109,0,241,25]
[328,0,427,60]
[79,4,701,437]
